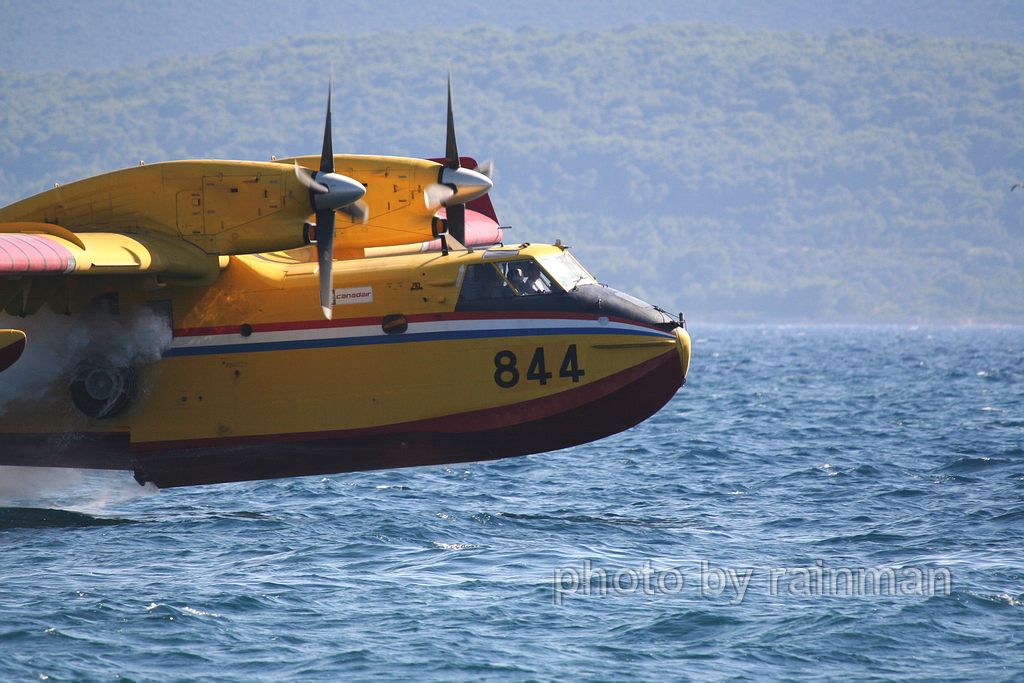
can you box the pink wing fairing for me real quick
[427,208,504,250]
[0,234,77,275]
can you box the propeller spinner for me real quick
[424,71,494,248]
[296,78,367,320]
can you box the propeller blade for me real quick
[444,68,460,169]
[340,199,369,224]
[316,74,338,320]
[445,232,468,251]
[429,69,493,215]
[429,67,491,255]
[320,74,335,174]
[306,80,364,214]
[474,159,494,178]
[424,183,456,210]
[446,203,466,246]
[295,160,328,194]
[316,209,336,320]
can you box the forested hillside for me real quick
[0,24,1021,322]
[1,0,1021,72]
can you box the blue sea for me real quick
[2,325,1022,682]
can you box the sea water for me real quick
[1,325,1022,682]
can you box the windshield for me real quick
[459,259,556,301]
[458,253,597,303]
[536,252,597,291]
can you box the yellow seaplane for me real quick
[0,78,690,488]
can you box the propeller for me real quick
[294,165,368,224]
[423,70,494,249]
[296,77,367,319]
[423,161,492,209]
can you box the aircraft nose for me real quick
[675,327,691,383]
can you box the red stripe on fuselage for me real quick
[173,310,666,338]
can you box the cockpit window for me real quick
[459,263,516,301]
[536,252,597,291]
[505,260,554,296]
[458,259,556,301]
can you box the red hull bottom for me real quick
[2,350,683,488]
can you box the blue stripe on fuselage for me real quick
[164,325,670,358]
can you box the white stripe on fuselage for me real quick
[167,316,671,356]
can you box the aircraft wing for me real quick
[0,222,221,318]
[0,223,218,280]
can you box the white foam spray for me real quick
[0,306,172,416]
[0,465,159,511]
[0,306,171,507]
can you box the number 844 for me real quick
[493,345,585,389]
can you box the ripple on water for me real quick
[0,507,129,530]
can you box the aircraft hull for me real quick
[137,343,682,487]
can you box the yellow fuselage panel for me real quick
[168,247,471,331]
[128,331,671,444]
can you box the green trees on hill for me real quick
[0,23,1021,321]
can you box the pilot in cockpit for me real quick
[519,262,551,295]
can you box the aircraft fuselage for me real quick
[0,243,689,487]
